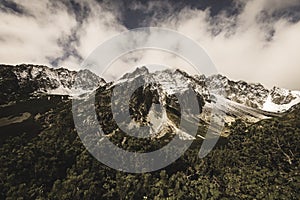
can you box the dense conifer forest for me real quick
[0,96,299,199]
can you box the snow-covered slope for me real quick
[117,67,210,98]
[263,88,300,113]
[118,67,300,114]
[195,74,300,113]
[2,64,299,114]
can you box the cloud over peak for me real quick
[0,0,299,89]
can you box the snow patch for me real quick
[263,91,300,113]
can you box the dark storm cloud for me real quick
[115,0,238,29]
[0,0,27,15]
[180,0,238,16]
[53,0,91,23]
[272,5,300,23]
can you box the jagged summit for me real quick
[116,66,300,113]
[120,66,149,80]
[1,64,300,113]
[0,64,105,103]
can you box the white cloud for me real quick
[0,0,77,65]
[0,0,299,90]
[0,0,126,70]
[145,0,300,90]
[75,1,126,60]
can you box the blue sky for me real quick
[0,0,300,89]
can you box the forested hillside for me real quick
[0,96,299,199]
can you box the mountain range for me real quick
[1,64,300,126]
[0,64,299,199]
[1,64,300,140]
[2,64,299,111]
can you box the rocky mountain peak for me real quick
[120,66,149,80]
[0,64,106,103]
[269,86,296,105]
[1,64,300,114]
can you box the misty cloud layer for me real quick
[0,0,300,89]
